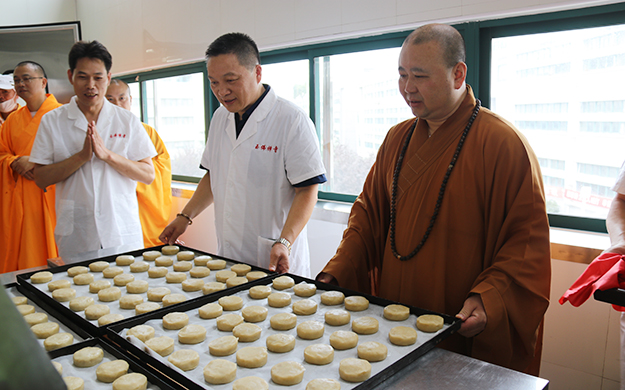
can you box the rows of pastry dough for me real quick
[119,277,448,390]
[6,286,82,350]
[29,250,265,327]
[50,344,158,390]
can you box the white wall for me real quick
[0,0,76,26]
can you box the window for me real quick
[262,60,309,116]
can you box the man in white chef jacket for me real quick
[30,40,157,259]
[159,32,326,277]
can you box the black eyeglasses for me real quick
[13,76,44,85]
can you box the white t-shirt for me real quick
[30,97,157,258]
[201,87,326,277]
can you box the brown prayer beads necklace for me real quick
[390,99,481,261]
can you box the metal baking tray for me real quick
[104,273,461,390]
[594,288,625,307]
[48,337,176,389]
[16,245,274,336]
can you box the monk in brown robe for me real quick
[0,61,62,272]
[318,24,551,375]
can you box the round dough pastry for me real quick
[293,282,317,297]
[145,336,175,357]
[266,334,296,353]
[193,255,212,266]
[85,304,110,320]
[297,320,325,340]
[182,278,204,292]
[154,256,173,267]
[147,287,171,302]
[216,313,244,331]
[142,250,161,261]
[272,275,295,290]
[103,267,125,278]
[209,335,238,356]
[176,250,195,261]
[271,361,306,385]
[268,292,291,308]
[89,261,110,272]
[67,266,88,277]
[89,279,111,293]
[218,295,243,311]
[30,271,53,284]
[198,302,223,319]
[73,273,94,285]
[416,314,444,333]
[358,341,388,362]
[339,358,371,383]
[168,349,200,371]
[389,326,418,346]
[11,296,27,305]
[135,302,160,315]
[17,304,35,316]
[329,330,358,350]
[248,285,271,299]
[52,361,63,374]
[189,266,210,278]
[129,261,149,273]
[148,267,168,278]
[384,304,410,321]
[112,373,147,390]
[344,296,369,311]
[48,279,71,292]
[245,271,267,281]
[325,309,351,326]
[202,282,225,295]
[70,296,94,312]
[173,261,193,272]
[232,376,268,390]
[98,313,125,326]
[178,324,207,344]
[304,344,334,365]
[126,280,149,294]
[231,263,251,276]
[215,270,236,282]
[293,299,317,315]
[352,316,379,335]
[24,312,48,326]
[233,323,262,342]
[166,272,187,283]
[241,306,268,323]
[226,276,248,288]
[73,346,104,367]
[203,359,237,385]
[52,287,76,302]
[96,359,129,383]
[114,273,135,286]
[127,324,155,342]
[63,376,84,390]
[306,378,341,390]
[161,245,179,255]
[206,259,226,270]
[115,255,135,266]
[236,346,267,368]
[119,294,144,309]
[98,286,122,302]
[320,290,344,306]
[44,332,73,351]
[270,313,297,330]
[162,293,187,307]
[163,312,189,330]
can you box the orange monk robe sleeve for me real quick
[136,123,172,247]
[469,118,551,372]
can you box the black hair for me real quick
[15,61,48,79]
[205,32,260,70]
[68,40,113,72]
[406,24,466,69]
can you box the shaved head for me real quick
[404,24,466,69]
[106,79,132,110]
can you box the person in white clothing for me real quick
[30,40,156,259]
[159,32,326,277]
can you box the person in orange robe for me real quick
[106,79,172,247]
[0,61,62,272]
[318,24,551,375]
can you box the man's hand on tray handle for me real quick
[455,293,487,338]
[316,272,339,286]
